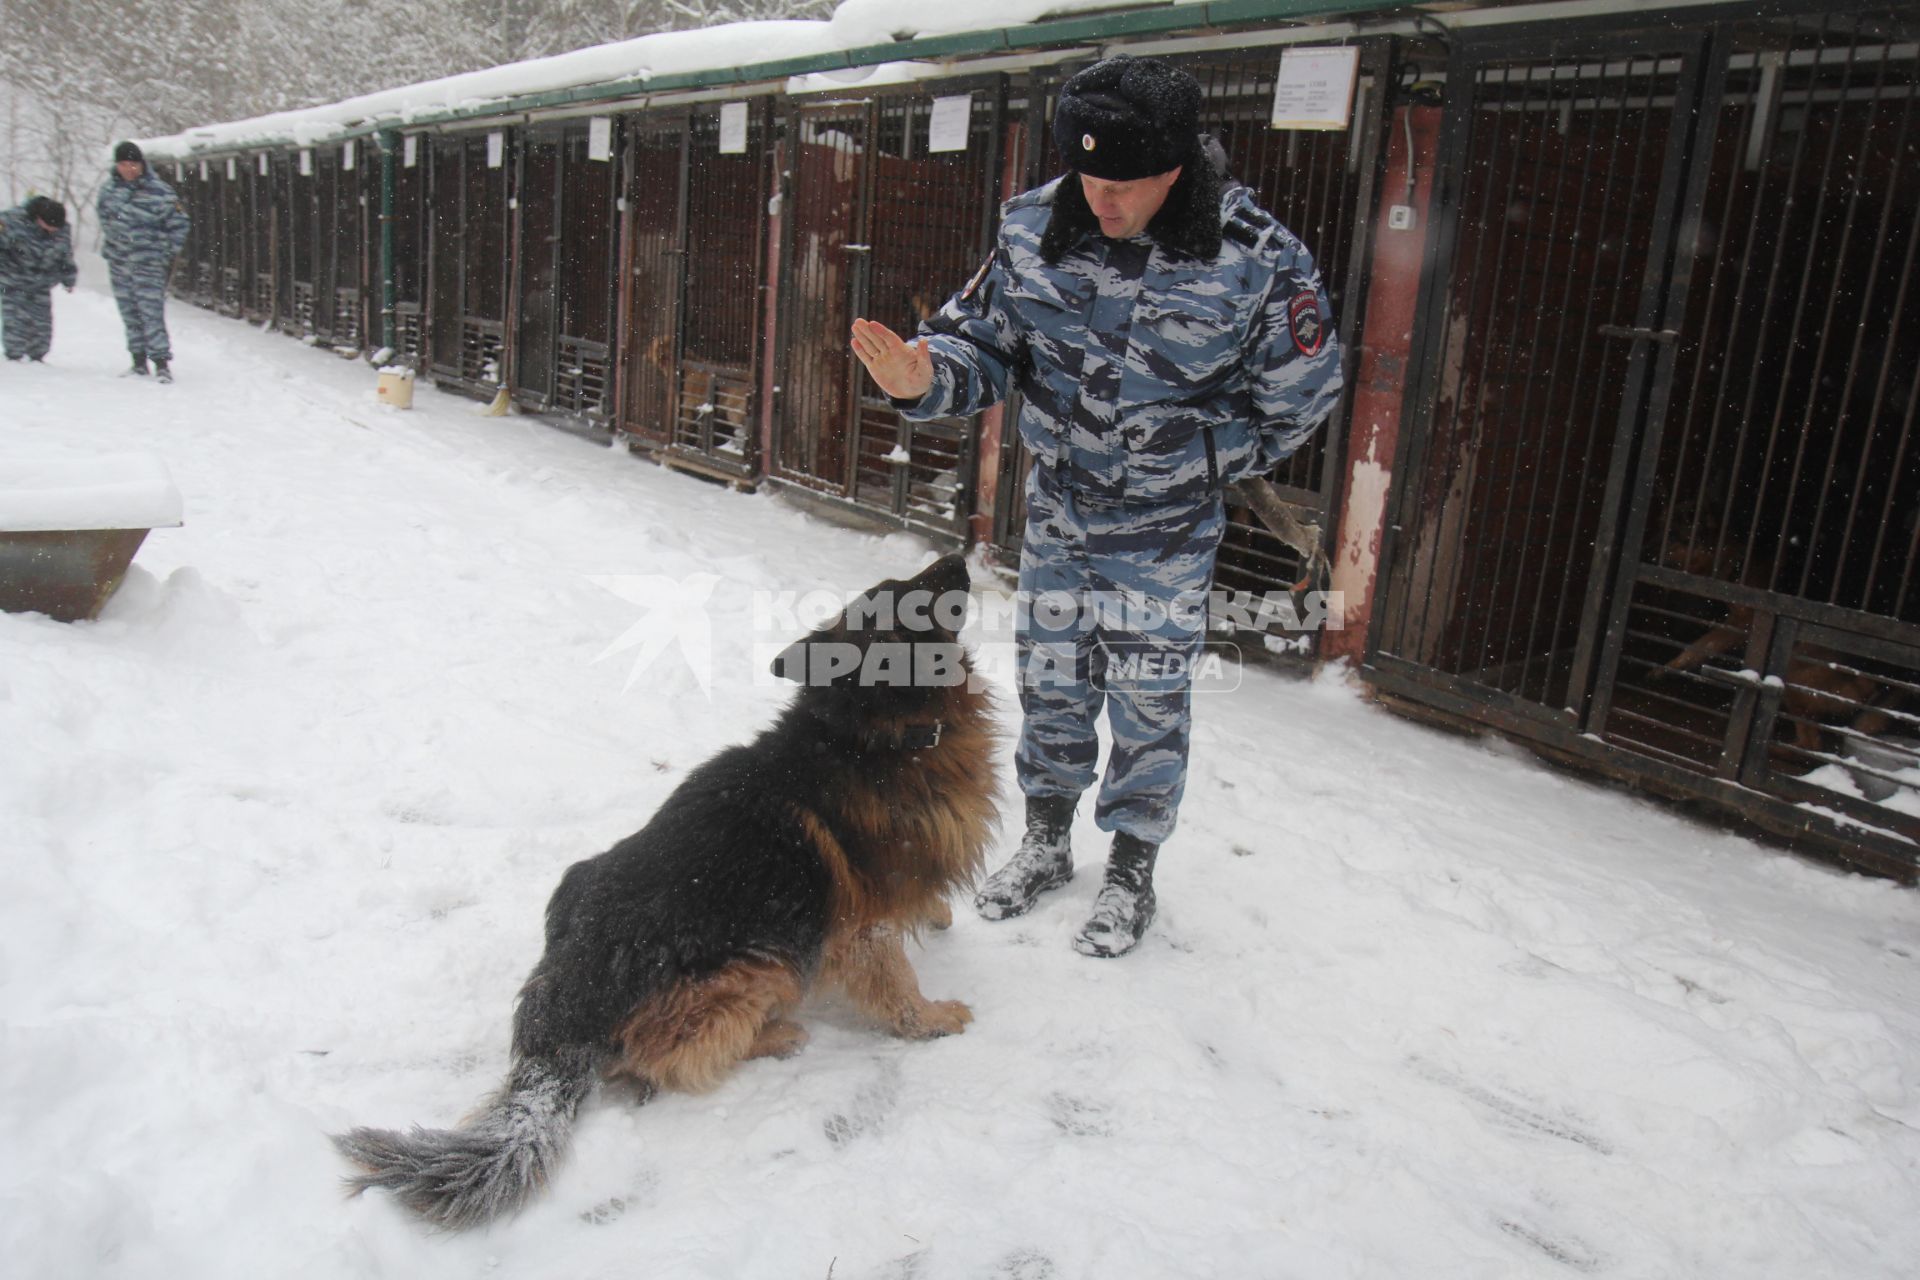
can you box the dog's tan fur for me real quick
[331,556,996,1230]
[610,644,996,1095]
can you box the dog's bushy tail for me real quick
[331,1046,598,1230]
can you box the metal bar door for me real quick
[1370,29,1713,727]
[1584,6,1920,858]
[619,114,690,449]
[775,101,871,493]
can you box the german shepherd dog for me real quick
[333,554,997,1229]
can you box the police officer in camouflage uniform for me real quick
[850,56,1342,957]
[0,196,77,362]
[97,141,190,382]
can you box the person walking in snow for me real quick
[0,196,77,362]
[96,141,189,382]
[849,56,1342,957]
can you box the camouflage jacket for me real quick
[96,170,189,268]
[0,204,77,290]
[902,173,1343,508]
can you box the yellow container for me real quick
[376,370,415,409]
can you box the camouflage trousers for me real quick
[1,286,53,359]
[108,261,173,362]
[1015,462,1226,846]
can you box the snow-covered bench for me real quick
[0,454,184,622]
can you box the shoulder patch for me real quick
[1288,291,1326,357]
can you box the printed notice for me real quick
[342,140,355,171]
[589,116,613,162]
[928,94,972,153]
[403,134,418,168]
[1270,46,1360,130]
[199,160,209,179]
[299,149,312,176]
[227,157,236,180]
[487,131,504,168]
[719,101,749,155]
[259,152,270,175]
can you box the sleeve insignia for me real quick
[1288,291,1325,357]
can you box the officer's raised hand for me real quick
[849,317,932,401]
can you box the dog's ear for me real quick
[771,629,869,686]
[770,636,806,682]
[909,553,970,598]
[889,554,971,638]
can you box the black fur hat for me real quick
[1052,55,1202,182]
[25,195,65,229]
[114,140,144,165]
[1040,136,1226,265]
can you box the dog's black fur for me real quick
[333,554,998,1229]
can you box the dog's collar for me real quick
[860,721,945,752]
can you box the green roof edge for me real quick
[149,0,1409,158]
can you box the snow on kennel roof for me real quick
[138,0,1396,159]
[141,19,840,156]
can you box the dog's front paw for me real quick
[904,999,973,1038]
[747,1018,811,1061]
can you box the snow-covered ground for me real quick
[3,289,1917,1279]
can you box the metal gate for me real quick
[248,153,275,325]
[619,113,686,452]
[514,120,620,420]
[314,144,364,351]
[176,160,220,311]
[171,162,213,308]
[1371,5,1920,876]
[1191,41,1390,649]
[618,102,771,478]
[391,137,427,361]
[218,160,246,317]
[427,130,513,394]
[282,150,316,337]
[774,80,1006,538]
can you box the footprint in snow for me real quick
[864,1249,927,1279]
[1496,1216,1603,1273]
[823,1060,902,1147]
[1410,1056,1613,1155]
[1671,972,1732,1004]
[578,1167,658,1224]
[995,1247,1056,1279]
[1045,1091,1115,1138]
[578,1196,628,1225]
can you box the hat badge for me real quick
[1082,132,1096,152]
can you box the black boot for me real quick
[152,359,172,384]
[128,353,149,376]
[1073,832,1159,958]
[974,794,1076,921]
